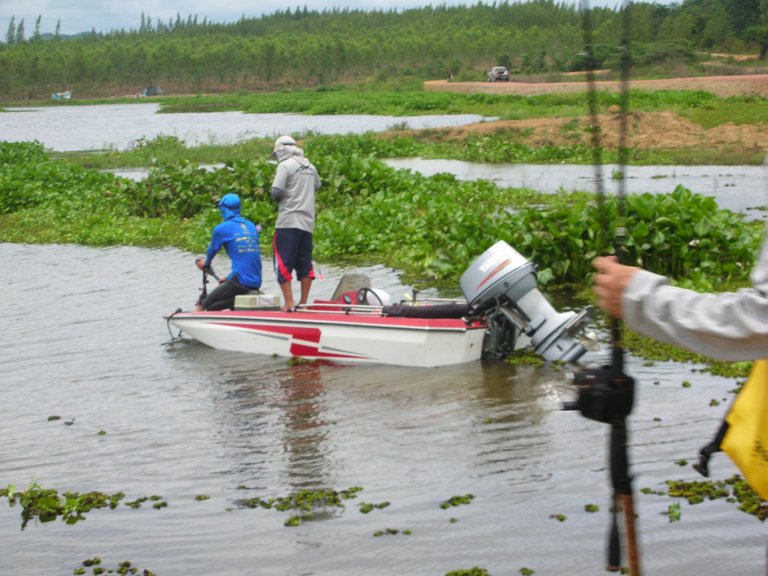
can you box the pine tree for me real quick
[6,16,15,45]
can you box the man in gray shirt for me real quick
[271,135,322,311]
[592,171,768,572]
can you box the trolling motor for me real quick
[460,240,594,363]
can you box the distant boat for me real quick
[51,90,72,101]
[141,85,163,97]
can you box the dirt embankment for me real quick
[426,74,768,98]
[424,75,768,154]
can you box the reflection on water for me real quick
[1,242,765,576]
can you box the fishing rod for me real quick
[199,262,219,301]
[563,1,641,574]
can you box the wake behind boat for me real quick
[167,241,595,367]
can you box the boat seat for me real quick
[234,290,281,309]
[330,273,371,300]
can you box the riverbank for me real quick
[422,76,768,163]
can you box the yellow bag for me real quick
[722,359,768,500]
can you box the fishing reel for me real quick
[563,359,635,424]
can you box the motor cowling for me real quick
[460,241,593,363]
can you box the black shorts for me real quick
[273,228,314,284]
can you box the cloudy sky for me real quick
[1,0,627,37]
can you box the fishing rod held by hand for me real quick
[562,0,641,574]
[196,257,220,304]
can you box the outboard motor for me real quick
[461,241,594,363]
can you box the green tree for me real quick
[6,16,15,45]
[33,15,41,41]
[745,24,768,58]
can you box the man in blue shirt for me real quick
[195,193,262,311]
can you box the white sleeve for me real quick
[623,234,768,361]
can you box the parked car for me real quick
[487,66,510,82]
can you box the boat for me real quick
[167,241,595,367]
[51,90,72,101]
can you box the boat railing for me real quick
[298,302,386,315]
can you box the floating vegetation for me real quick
[446,567,489,576]
[240,486,363,526]
[520,569,535,576]
[584,504,600,513]
[0,483,167,529]
[73,557,156,576]
[440,494,475,509]
[665,501,682,522]
[0,483,124,529]
[359,501,390,514]
[675,459,688,467]
[504,350,545,367]
[373,527,407,537]
[681,380,692,388]
[549,513,567,522]
[124,495,167,510]
[664,475,768,521]
[47,415,61,421]
[640,487,666,496]
[194,494,210,501]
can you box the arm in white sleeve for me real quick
[623,234,768,361]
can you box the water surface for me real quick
[1,103,487,152]
[386,158,768,219]
[1,243,764,575]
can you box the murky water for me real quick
[386,158,768,220]
[2,242,765,575]
[2,105,766,574]
[0,103,488,152]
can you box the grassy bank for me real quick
[12,86,754,168]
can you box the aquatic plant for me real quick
[0,483,174,530]
[74,558,156,576]
[663,475,768,521]
[0,483,125,529]
[1,141,761,297]
[440,494,475,509]
[240,486,364,526]
[359,501,390,514]
[446,567,490,576]
[665,501,682,522]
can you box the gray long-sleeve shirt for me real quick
[624,227,768,361]
[271,146,321,233]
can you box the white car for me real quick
[487,66,510,82]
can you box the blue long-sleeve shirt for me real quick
[205,215,262,289]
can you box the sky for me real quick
[0,0,627,37]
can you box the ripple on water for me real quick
[1,242,765,576]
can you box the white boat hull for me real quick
[168,309,486,368]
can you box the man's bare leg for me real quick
[299,277,313,306]
[279,281,294,311]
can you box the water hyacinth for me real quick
[0,140,761,292]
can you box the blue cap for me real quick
[217,193,240,209]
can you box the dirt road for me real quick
[425,74,768,98]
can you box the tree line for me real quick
[1,0,767,100]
